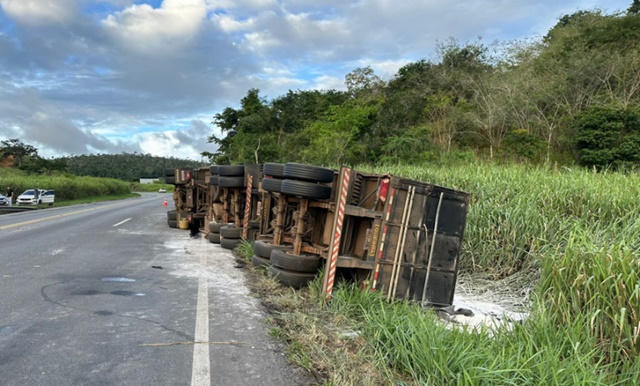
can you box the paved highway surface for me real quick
[0,194,312,385]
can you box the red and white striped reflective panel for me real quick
[325,168,350,300]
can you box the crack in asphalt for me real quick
[40,282,194,341]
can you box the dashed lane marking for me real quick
[0,202,128,231]
[113,218,132,227]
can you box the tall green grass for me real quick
[342,162,640,382]
[539,237,640,363]
[328,286,638,385]
[0,169,130,201]
[366,163,640,276]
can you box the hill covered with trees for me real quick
[0,139,203,181]
[61,153,203,181]
[208,5,640,170]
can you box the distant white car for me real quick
[16,189,55,206]
[0,194,8,206]
[158,188,167,193]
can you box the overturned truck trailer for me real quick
[168,163,469,307]
[321,167,469,306]
[257,164,469,307]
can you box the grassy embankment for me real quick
[236,162,640,385]
[0,168,135,205]
[130,181,175,193]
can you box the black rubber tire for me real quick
[281,179,332,200]
[268,265,316,289]
[252,255,271,268]
[165,168,176,177]
[218,165,245,176]
[283,163,334,183]
[218,176,245,188]
[166,177,176,184]
[211,222,233,233]
[167,210,177,220]
[245,228,259,242]
[262,177,283,192]
[209,176,219,186]
[221,237,242,250]
[208,232,221,243]
[270,249,322,273]
[208,222,217,232]
[168,219,178,228]
[209,165,219,175]
[253,240,292,259]
[263,163,285,178]
[220,225,243,239]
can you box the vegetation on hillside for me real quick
[208,7,640,170]
[0,139,203,181]
[61,153,204,181]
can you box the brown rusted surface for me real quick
[221,188,229,224]
[273,194,287,246]
[292,198,308,255]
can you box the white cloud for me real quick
[0,0,77,25]
[135,119,215,160]
[214,14,254,32]
[0,0,633,161]
[309,75,344,91]
[206,0,277,12]
[244,30,281,52]
[367,59,413,80]
[102,0,208,53]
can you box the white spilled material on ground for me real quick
[448,273,531,331]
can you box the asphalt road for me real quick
[0,194,312,386]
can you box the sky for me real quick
[0,0,633,161]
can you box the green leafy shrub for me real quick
[574,107,640,169]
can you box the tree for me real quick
[573,107,640,169]
[345,66,384,99]
[628,0,640,15]
[301,100,379,166]
[501,40,568,164]
[467,72,511,158]
[424,94,464,153]
[208,89,271,163]
[1,139,39,167]
[209,88,349,164]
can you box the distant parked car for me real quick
[16,189,55,206]
[0,194,8,206]
[158,188,167,193]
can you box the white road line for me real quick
[112,218,132,227]
[0,202,124,231]
[191,253,211,386]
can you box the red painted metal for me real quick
[242,175,253,239]
[323,167,351,301]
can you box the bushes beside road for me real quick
[1,169,130,201]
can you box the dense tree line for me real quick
[62,154,204,181]
[208,5,640,169]
[0,139,203,181]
